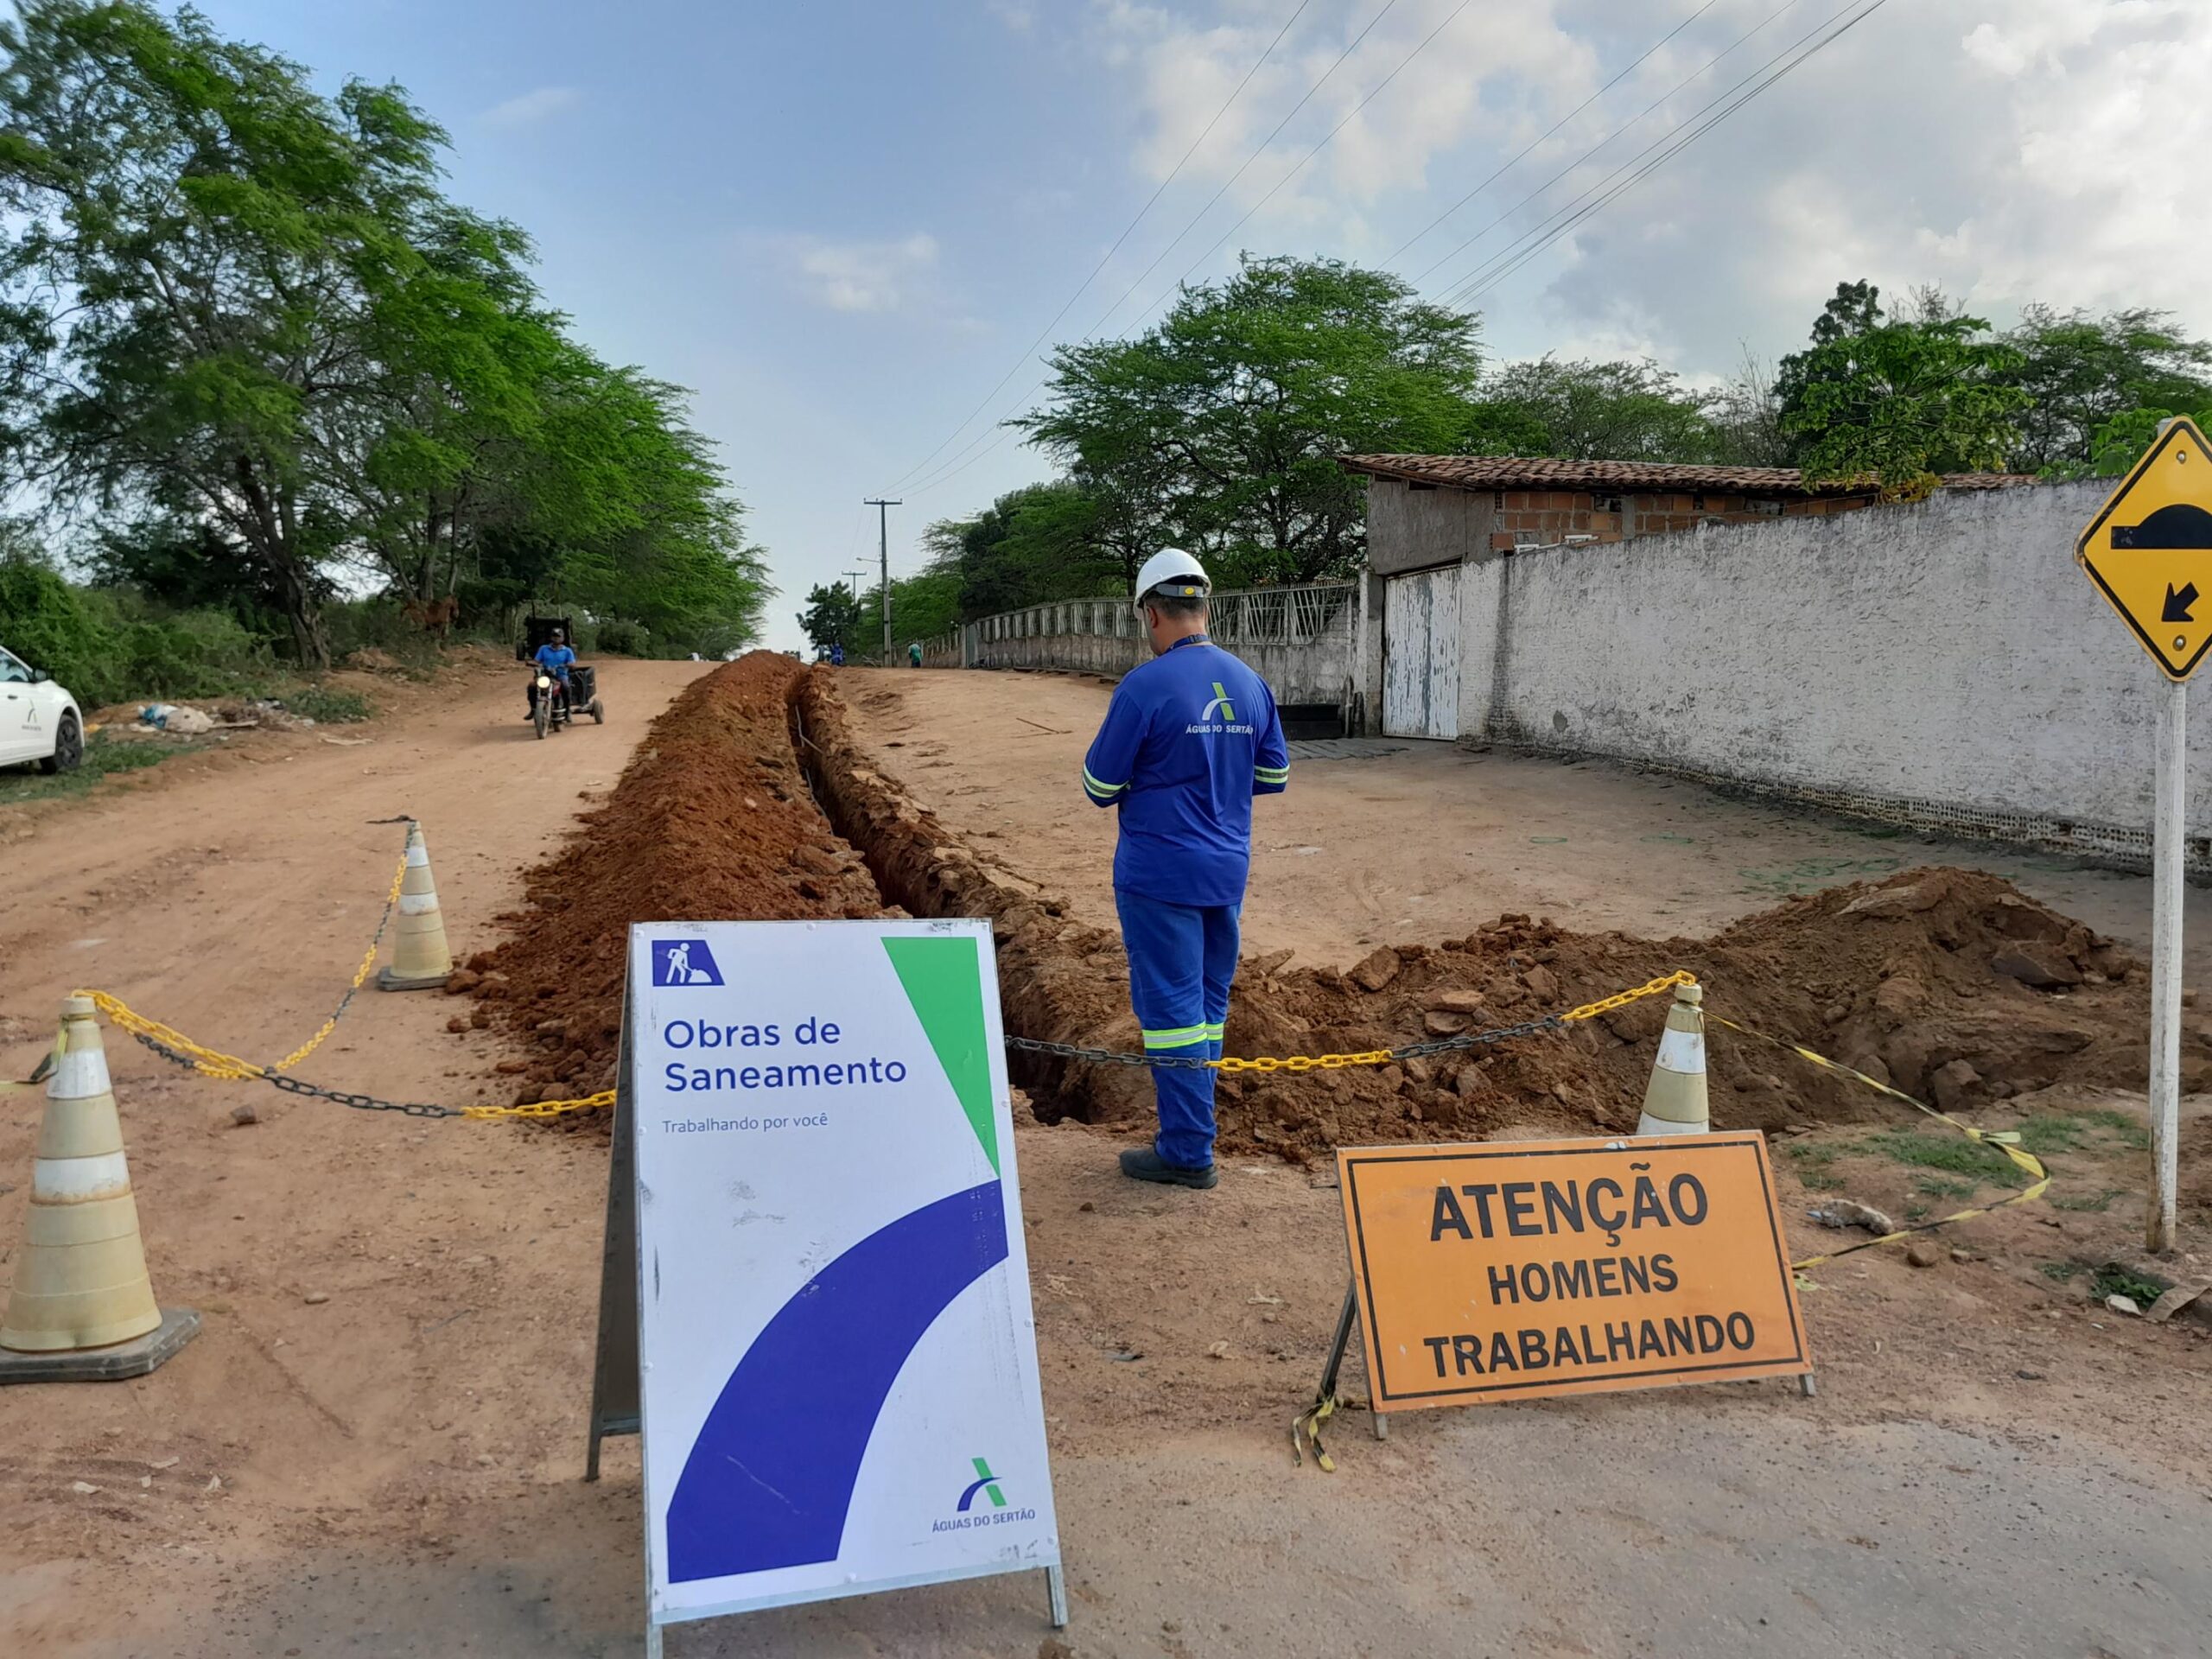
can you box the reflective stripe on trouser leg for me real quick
[1116,890,1217,1171]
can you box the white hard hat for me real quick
[1133,548,1211,609]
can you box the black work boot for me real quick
[1118,1147,1217,1189]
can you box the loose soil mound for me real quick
[470,654,884,1114]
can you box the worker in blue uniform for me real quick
[1083,549,1289,1188]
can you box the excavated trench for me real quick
[473,652,2176,1161]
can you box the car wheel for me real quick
[39,711,81,775]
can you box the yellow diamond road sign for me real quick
[2076,416,2212,681]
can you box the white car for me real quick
[0,644,83,773]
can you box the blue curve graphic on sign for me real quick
[665,1179,1008,1583]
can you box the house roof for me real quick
[1338,454,2042,496]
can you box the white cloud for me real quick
[480,86,582,130]
[756,232,944,315]
[1087,0,2212,375]
[987,0,1038,30]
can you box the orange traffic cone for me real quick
[1636,982,1711,1136]
[0,997,198,1382]
[377,820,454,991]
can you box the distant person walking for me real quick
[830,641,845,667]
[908,641,924,668]
[1082,550,1288,1188]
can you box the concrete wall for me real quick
[1452,479,2211,863]
[967,583,1360,711]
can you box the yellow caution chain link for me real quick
[1708,1014,2052,1268]
[1208,971,1697,1074]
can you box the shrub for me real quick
[281,683,370,723]
[594,618,651,656]
[0,556,121,702]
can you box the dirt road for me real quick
[3,657,2209,1658]
[841,667,2212,982]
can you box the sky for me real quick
[195,0,2212,652]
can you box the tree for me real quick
[0,2,468,662]
[0,1,770,665]
[1019,255,1482,584]
[1776,281,2028,499]
[796,583,865,657]
[1998,306,2212,474]
[1471,357,1720,462]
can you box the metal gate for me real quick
[1382,566,1461,740]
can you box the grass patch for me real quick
[274,683,370,724]
[2012,1110,2150,1160]
[1864,1129,2025,1186]
[2090,1265,2164,1306]
[1914,1175,1980,1200]
[1904,1202,1929,1221]
[1783,1141,1848,1191]
[2050,1189,2120,1213]
[0,730,197,804]
[2038,1261,2082,1283]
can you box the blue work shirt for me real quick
[534,643,575,680]
[1082,635,1289,907]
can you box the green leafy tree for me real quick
[0,1,769,667]
[1777,281,2028,499]
[797,583,865,657]
[2063,406,2212,480]
[1020,255,1482,583]
[1998,306,2212,474]
[1472,357,1721,462]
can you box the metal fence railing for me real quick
[972,581,1355,649]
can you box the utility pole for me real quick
[863,498,899,662]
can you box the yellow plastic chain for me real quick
[1209,970,1696,1074]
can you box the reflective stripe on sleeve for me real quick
[1083,767,1127,802]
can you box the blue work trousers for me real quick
[1115,890,1241,1170]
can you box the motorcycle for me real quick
[529,664,604,739]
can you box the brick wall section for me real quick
[1484,488,1874,550]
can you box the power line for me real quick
[1079,0,1403,341]
[1438,0,1888,311]
[904,0,1415,500]
[1161,0,1481,302]
[1382,0,1723,268]
[1413,0,1807,292]
[881,0,1315,493]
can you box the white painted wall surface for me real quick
[1455,480,2212,840]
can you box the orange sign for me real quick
[1339,1133,1809,1410]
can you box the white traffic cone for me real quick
[1637,982,1711,1136]
[377,821,454,991]
[0,998,197,1379]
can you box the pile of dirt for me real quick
[469,654,885,1115]
[1211,871,2158,1158]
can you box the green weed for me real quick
[0,730,196,803]
[2038,1261,2082,1283]
[2090,1265,2164,1306]
[1914,1176,1979,1200]
[276,683,369,724]
[2050,1190,2120,1213]
[1864,1130,2024,1186]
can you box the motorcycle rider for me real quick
[530,626,576,719]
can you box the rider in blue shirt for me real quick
[1083,550,1288,1187]
[531,628,575,715]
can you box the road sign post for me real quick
[2074,414,2212,1253]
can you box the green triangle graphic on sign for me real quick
[882,936,999,1173]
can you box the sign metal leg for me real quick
[2149,674,2186,1254]
[587,1002,643,1481]
[1046,1565,1069,1629]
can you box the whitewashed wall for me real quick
[1455,480,2211,858]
